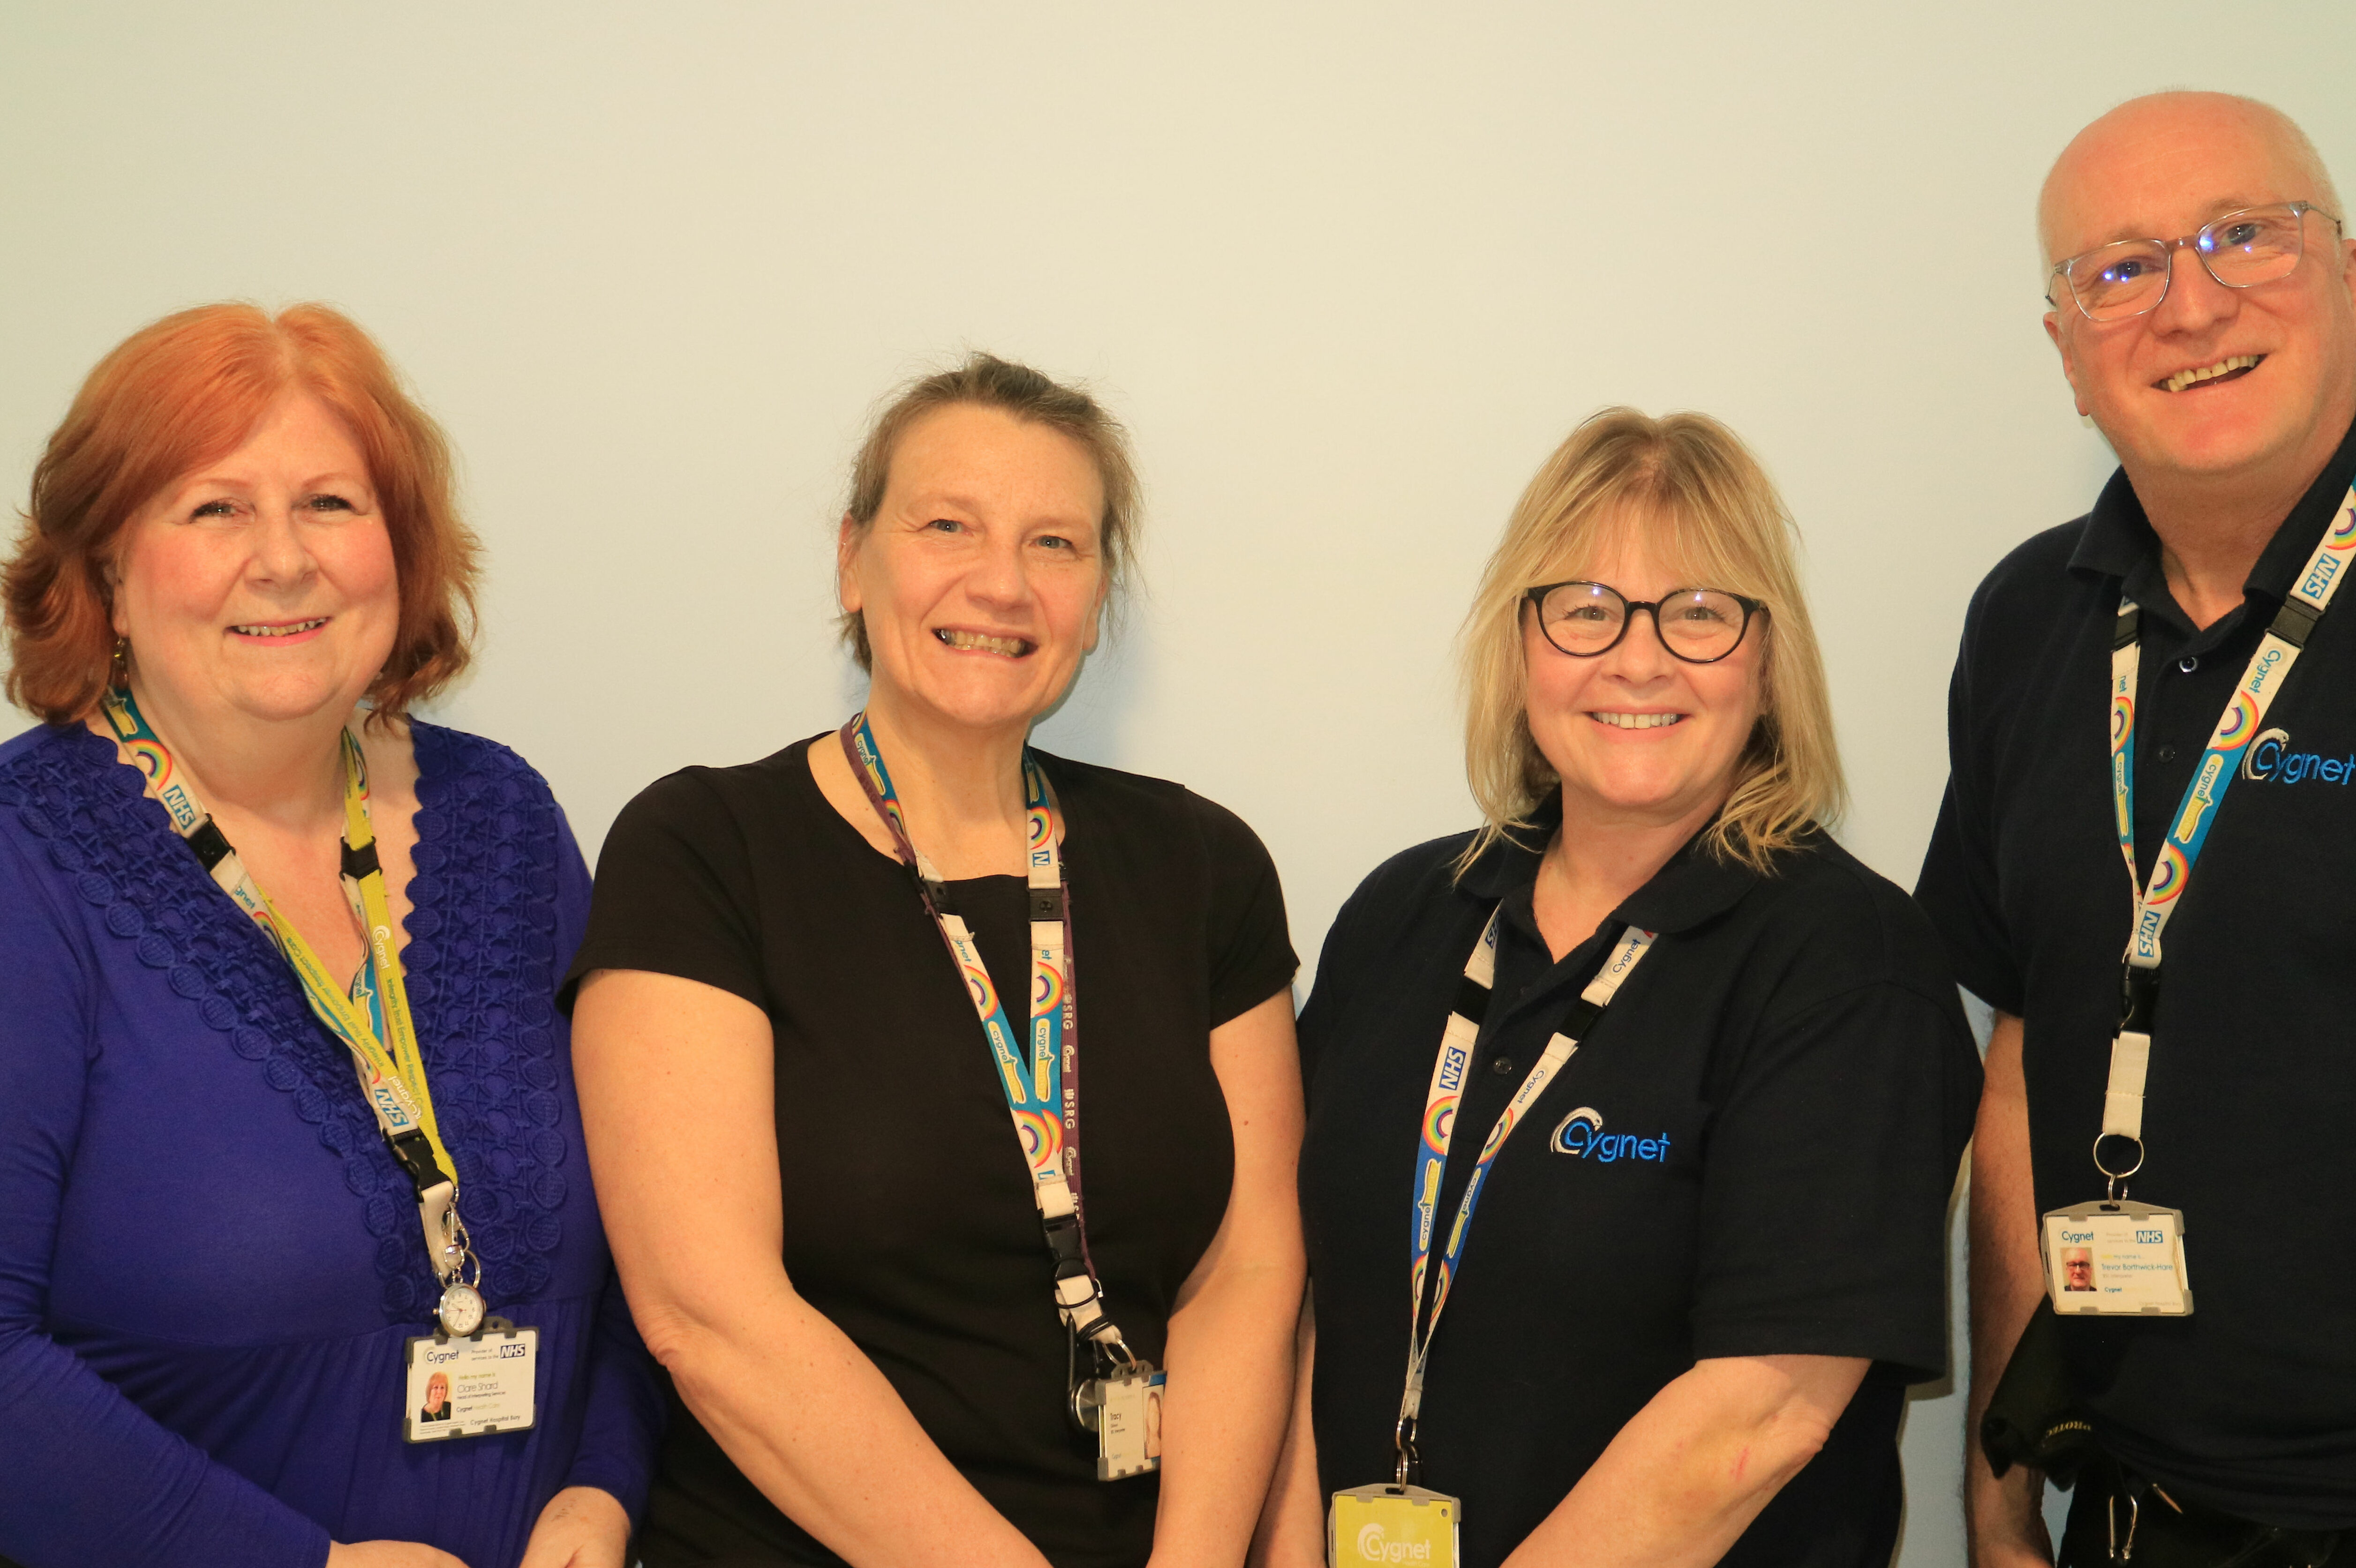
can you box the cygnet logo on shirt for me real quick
[1550,1107,1671,1163]
[2240,728,2356,785]
[1354,1523,1432,1563]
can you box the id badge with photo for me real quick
[2042,1201,2193,1316]
[403,1320,540,1441]
[1328,1484,1459,1568]
[1073,1364,1165,1480]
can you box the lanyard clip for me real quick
[2107,1482,2141,1564]
[185,817,236,875]
[387,1129,452,1198]
[339,837,382,882]
[1042,1208,1086,1262]
[1394,1414,1422,1487]
[2272,594,2323,648]
[2118,965,2161,1036]
[909,866,954,915]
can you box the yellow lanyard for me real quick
[99,688,475,1299]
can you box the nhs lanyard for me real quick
[1394,907,1655,1482]
[2097,485,2356,1182]
[840,714,1133,1363]
[98,687,479,1307]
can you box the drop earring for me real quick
[110,636,130,691]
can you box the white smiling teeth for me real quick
[1594,712,1683,729]
[232,619,328,637]
[2162,355,2260,393]
[937,629,1029,656]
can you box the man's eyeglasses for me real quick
[2048,202,2344,323]
[1524,581,1764,664]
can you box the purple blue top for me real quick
[0,720,662,1568]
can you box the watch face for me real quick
[437,1282,486,1338]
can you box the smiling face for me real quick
[2041,95,2356,488]
[838,402,1108,737]
[110,391,399,738]
[1523,520,1766,835]
[424,1373,448,1410]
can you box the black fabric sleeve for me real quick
[1915,581,2026,1015]
[1297,840,1459,1089]
[1689,980,1974,1381]
[560,769,767,1016]
[1295,860,1391,1090]
[1192,793,1299,1029]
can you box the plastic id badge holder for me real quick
[403,1321,539,1441]
[1330,1485,1459,1567]
[2043,1201,2192,1315]
[1072,1364,1165,1480]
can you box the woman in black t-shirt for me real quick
[1258,410,1980,1568]
[565,355,1302,1568]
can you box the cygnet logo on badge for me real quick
[1355,1523,1433,1564]
[2240,728,2356,785]
[1550,1107,1671,1163]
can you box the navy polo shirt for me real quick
[1301,807,1980,1568]
[1917,412,2356,1529]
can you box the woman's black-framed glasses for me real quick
[1524,580,1764,663]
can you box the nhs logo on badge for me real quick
[1550,1107,1671,1164]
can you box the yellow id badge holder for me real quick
[1329,1484,1460,1567]
[403,1317,539,1441]
[2043,1200,2193,1316]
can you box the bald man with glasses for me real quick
[1917,92,2356,1568]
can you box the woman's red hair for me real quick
[4,302,479,725]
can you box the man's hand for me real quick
[1967,1011,2056,1568]
[325,1544,469,1568]
[518,1485,632,1568]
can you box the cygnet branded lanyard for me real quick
[1393,908,1655,1483]
[2096,484,2356,1187]
[99,688,486,1332]
[839,714,1134,1365]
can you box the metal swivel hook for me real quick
[1393,1415,1422,1488]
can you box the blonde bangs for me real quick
[1456,407,1846,877]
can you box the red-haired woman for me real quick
[0,305,661,1568]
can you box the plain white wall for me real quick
[5,3,2351,1561]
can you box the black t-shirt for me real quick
[564,735,1297,1568]
[1915,413,2356,1529]
[1300,804,1979,1568]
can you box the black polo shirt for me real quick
[1916,413,2356,1529]
[1300,807,1980,1568]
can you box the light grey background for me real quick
[5,4,2350,1561]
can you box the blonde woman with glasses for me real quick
[1257,408,1982,1568]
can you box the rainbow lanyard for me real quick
[1394,907,1654,1483]
[840,713,1132,1364]
[98,687,474,1295]
[2097,482,2356,1185]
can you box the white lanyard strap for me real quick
[2097,485,2356,1172]
[1394,909,1654,1482]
